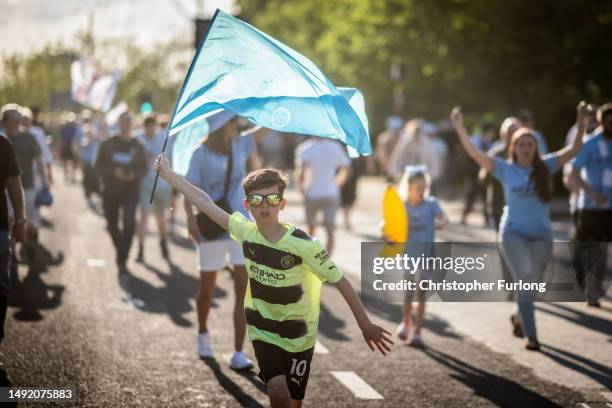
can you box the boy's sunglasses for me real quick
[247,193,282,207]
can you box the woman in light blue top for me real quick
[450,102,590,351]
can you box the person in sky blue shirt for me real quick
[184,115,263,370]
[569,103,612,307]
[451,102,590,351]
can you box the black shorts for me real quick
[252,340,314,401]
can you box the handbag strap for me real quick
[222,141,233,197]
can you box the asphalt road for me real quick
[0,178,609,407]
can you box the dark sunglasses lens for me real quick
[248,195,263,206]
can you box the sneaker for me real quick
[587,300,601,308]
[396,322,409,341]
[229,351,254,371]
[510,314,524,338]
[136,244,144,263]
[525,337,540,351]
[198,332,213,358]
[409,334,425,348]
[160,239,169,260]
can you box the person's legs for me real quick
[267,375,292,408]
[136,208,149,261]
[462,179,479,223]
[0,230,10,343]
[197,271,218,333]
[195,239,229,357]
[321,197,338,255]
[576,209,610,305]
[304,198,317,236]
[119,192,138,266]
[102,193,122,263]
[231,265,248,351]
[500,228,538,340]
[153,187,171,259]
[414,289,426,336]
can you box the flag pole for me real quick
[149,8,221,204]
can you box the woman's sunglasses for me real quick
[247,193,282,207]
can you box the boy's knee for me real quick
[267,375,291,408]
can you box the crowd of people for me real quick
[0,98,610,406]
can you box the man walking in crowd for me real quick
[387,119,436,181]
[21,107,53,188]
[1,105,48,261]
[461,123,495,225]
[375,116,404,181]
[569,103,612,307]
[59,112,83,183]
[0,110,26,346]
[136,115,172,262]
[94,112,147,271]
[295,137,350,255]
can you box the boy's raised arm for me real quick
[155,154,230,231]
[333,276,394,355]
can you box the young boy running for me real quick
[154,154,392,407]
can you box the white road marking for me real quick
[314,340,329,354]
[86,258,107,267]
[330,371,383,399]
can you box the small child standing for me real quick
[394,166,448,347]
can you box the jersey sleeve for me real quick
[492,157,511,182]
[304,240,343,283]
[228,211,255,242]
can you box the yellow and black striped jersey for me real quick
[229,212,343,352]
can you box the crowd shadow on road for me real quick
[539,344,612,389]
[421,347,565,407]
[116,260,227,327]
[200,358,264,408]
[360,292,461,339]
[9,243,65,321]
[536,303,612,336]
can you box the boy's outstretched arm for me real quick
[154,154,230,231]
[333,276,394,355]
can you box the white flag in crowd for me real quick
[71,58,122,112]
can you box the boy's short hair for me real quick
[243,169,289,196]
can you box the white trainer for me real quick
[229,351,254,371]
[198,332,213,358]
[396,322,409,341]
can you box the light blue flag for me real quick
[168,9,371,157]
[170,109,238,176]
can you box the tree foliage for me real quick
[239,0,612,143]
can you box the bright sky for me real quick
[0,0,237,54]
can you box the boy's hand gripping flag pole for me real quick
[151,8,372,203]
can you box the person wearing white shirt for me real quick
[295,137,350,255]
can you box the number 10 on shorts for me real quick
[290,359,307,377]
